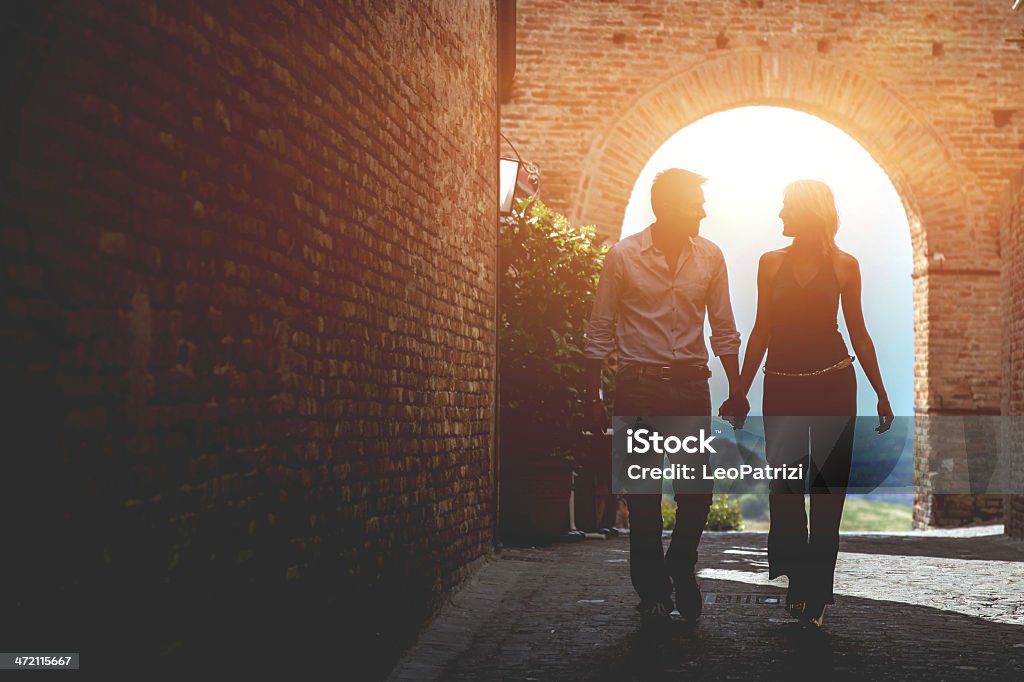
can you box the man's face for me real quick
[673,186,706,237]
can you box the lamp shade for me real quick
[499,158,521,214]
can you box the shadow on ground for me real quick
[570,582,1024,682]
[388,532,1024,681]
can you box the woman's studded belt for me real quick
[763,355,855,377]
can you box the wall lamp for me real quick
[499,133,540,215]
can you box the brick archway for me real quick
[572,50,970,274]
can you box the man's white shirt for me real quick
[583,225,741,367]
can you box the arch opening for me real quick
[621,106,914,421]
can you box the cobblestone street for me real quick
[388,527,1024,681]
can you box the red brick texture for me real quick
[1002,167,1024,540]
[501,0,1024,529]
[0,0,497,674]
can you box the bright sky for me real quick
[621,106,914,418]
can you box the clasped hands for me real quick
[718,393,750,430]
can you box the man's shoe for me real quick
[672,570,702,620]
[784,574,806,619]
[636,598,674,625]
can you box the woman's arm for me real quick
[838,254,894,432]
[738,252,777,397]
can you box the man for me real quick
[582,168,748,623]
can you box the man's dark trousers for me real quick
[616,369,714,606]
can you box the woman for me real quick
[737,180,894,627]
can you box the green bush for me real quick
[706,494,745,531]
[499,199,608,460]
[661,494,745,531]
[661,497,677,529]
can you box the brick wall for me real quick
[501,0,1024,529]
[1002,166,1024,540]
[0,0,497,675]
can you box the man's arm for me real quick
[705,249,748,423]
[582,246,622,431]
[719,353,741,395]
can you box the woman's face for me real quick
[778,195,814,238]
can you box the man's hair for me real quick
[783,179,840,250]
[650,168,708,215]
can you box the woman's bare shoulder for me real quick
[759,248,788,264]
[758,249,787,279]
[833,249,859,271]
[832,249,860,286]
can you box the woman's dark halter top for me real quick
[765,250,850,374]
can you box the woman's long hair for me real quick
[783,179,839,252]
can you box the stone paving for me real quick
[386,526,1024,681]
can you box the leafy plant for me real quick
[662,494,745,531]
[499,199,608,461]
[661,498,677,529]
[705,494,745,531]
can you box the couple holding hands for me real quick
[582,168,894,628]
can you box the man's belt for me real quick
[619,363,712,382]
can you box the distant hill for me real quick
[838,498,913,532]
[733,495,912,532]
[854,492,912,507]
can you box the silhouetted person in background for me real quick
[737,179,893,627]
[583,168,749,623]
